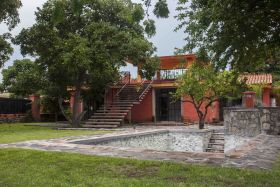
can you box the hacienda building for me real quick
[81,54,274,128]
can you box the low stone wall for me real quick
[73,129,213,152]
[0,114,27,123]
[224,108,261,137]
[259,107,280,135]
[224,107,280,136]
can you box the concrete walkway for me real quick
[0,125,279,170]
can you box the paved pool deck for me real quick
[0,125,279,170]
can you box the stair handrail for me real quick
[138,79,153,100]
[116,72,130,96]
[116,81,129,97]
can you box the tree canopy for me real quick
[176,0,280,71]
[0,0,21,30]
[141,0,280,72]
[0,59,43,97]
[14,0,159,127]
[0,0,22,67]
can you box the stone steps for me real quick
[88,119,123,122]
[99,106,132,109]
[205,148,224,153]
[208,143,224,146]
[85,121,121,125]
[96,109,130,113]
[91,115,124,119]
[83,124,119,128]
[94,113,127,116]
[206,130,225,153]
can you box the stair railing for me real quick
[113,72,131,104]
[138,79,153,101]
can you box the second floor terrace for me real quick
[119,54,196,87]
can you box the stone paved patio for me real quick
[0,125,279,170]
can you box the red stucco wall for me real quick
[262,88,271,107]
[182,97,220,123]
[243,91,256,108]
[130,90,153,122]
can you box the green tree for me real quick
[0,0,22,67]
[173,62,245,129]
[176,0,280,71]
[0,59,43,97]
[140,0,280,71]
[15,0,158,127]
[252,48,280,81]
[67,0,169,37]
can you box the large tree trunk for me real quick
[71,86,81,128]
[199,119,205,129]
[197,110,205,129]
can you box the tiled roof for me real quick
[241,73,272,85]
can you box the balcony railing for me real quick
[159,69,187,80]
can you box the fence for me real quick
[0,98,31,114]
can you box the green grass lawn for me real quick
[0,123,111,144]
[0,148,279,187]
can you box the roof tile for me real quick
[241,73,272,85]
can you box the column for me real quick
[242,91,256,108]
[29,94,41,121]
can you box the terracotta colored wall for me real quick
[105,88,118,105]
[182,97,220,123]
[159,55,195,70]
[242,92,256,108]
[130,90,153,122]
[262,88,271,107]
[29,94,41,121]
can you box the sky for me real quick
[0,0,186,79]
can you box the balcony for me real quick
[157,69,187,80]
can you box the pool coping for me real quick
[69,129,213,145]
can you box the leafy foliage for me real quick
[0,59,44,97]
[153,0,169,18]
[253,48,280,81]
[142,0,169,17]
[0,0,22,30]
[248,84,266,106]
[0,34,13,67]
[139,56,160,80]
[14,0,158,127]
[174,62,245,129]
[0,0,22,67]
[143,19,156,37]
[176,0,280,71]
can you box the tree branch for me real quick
[77,110,87,124]
[58,97,72,124]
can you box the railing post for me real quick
[104,87,107,112]
[129,110,132,126]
